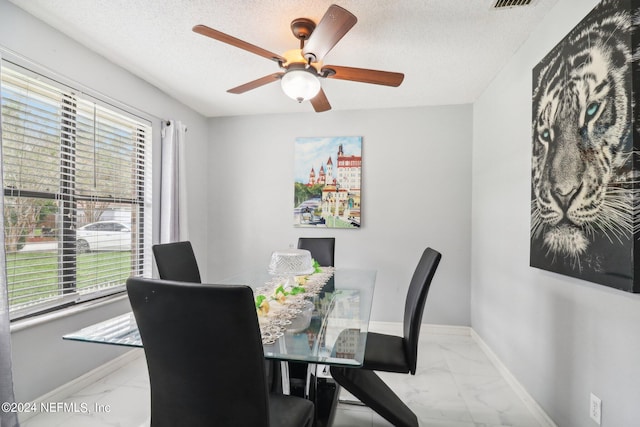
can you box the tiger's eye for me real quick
[540,129,551,142]
[586,102,599,118]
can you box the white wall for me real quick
[0,0,210,402]
[207,105,472,325]
[472,0,640,426]
[10,298,133,402]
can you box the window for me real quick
[1,63,152,318]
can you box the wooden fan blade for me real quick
[193,25,286,63]
[301,5,357,62]
[227,73,284,94]
[310,88,331,112]
[321,65,404,87]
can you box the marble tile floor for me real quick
[21,332,545,427]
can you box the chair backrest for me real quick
[152,241,201,283]
[297,237,335,267]
[403,247,441,375]
[127,277,271,427]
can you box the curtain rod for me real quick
[164,120,188,132]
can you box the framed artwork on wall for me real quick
[530,0,640,292]
[294,136,362,229]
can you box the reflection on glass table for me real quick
[63,268,376,367]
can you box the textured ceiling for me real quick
[9,0,559,117]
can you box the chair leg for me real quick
[265,360,282,394]
[330,366,418,427]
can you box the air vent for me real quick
[493,0,536,8]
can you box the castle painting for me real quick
[294,136,362,228]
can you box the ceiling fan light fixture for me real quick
[281,68,321,103]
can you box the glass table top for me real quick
[63,268,376,367]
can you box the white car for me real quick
[76,221,132,252]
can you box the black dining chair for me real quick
[330,247,442,427]
[290,238,336,396]
[153,241,284,393]
[291,237,337,421]
[297,237,335,267]
[152,241,201,283]
[126,277,315,427]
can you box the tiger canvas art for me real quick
[530,0,640,292]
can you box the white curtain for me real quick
[160,120,189,243]
[0,59,19,427]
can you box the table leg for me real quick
[310,375,340,427]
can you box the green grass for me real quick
[324,216,357,228]
[6,250,132,308]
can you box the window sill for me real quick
[10,292,129,333]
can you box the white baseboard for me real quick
[470,329,557,427]
[18,349,144,424]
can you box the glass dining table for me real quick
[64,268,376,365]
[63,267,377,427]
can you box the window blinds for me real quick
[1,64,151,316]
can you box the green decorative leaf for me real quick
[255,294,266,308]
[289,286,305,295]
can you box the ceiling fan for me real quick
[193,4,404,113]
